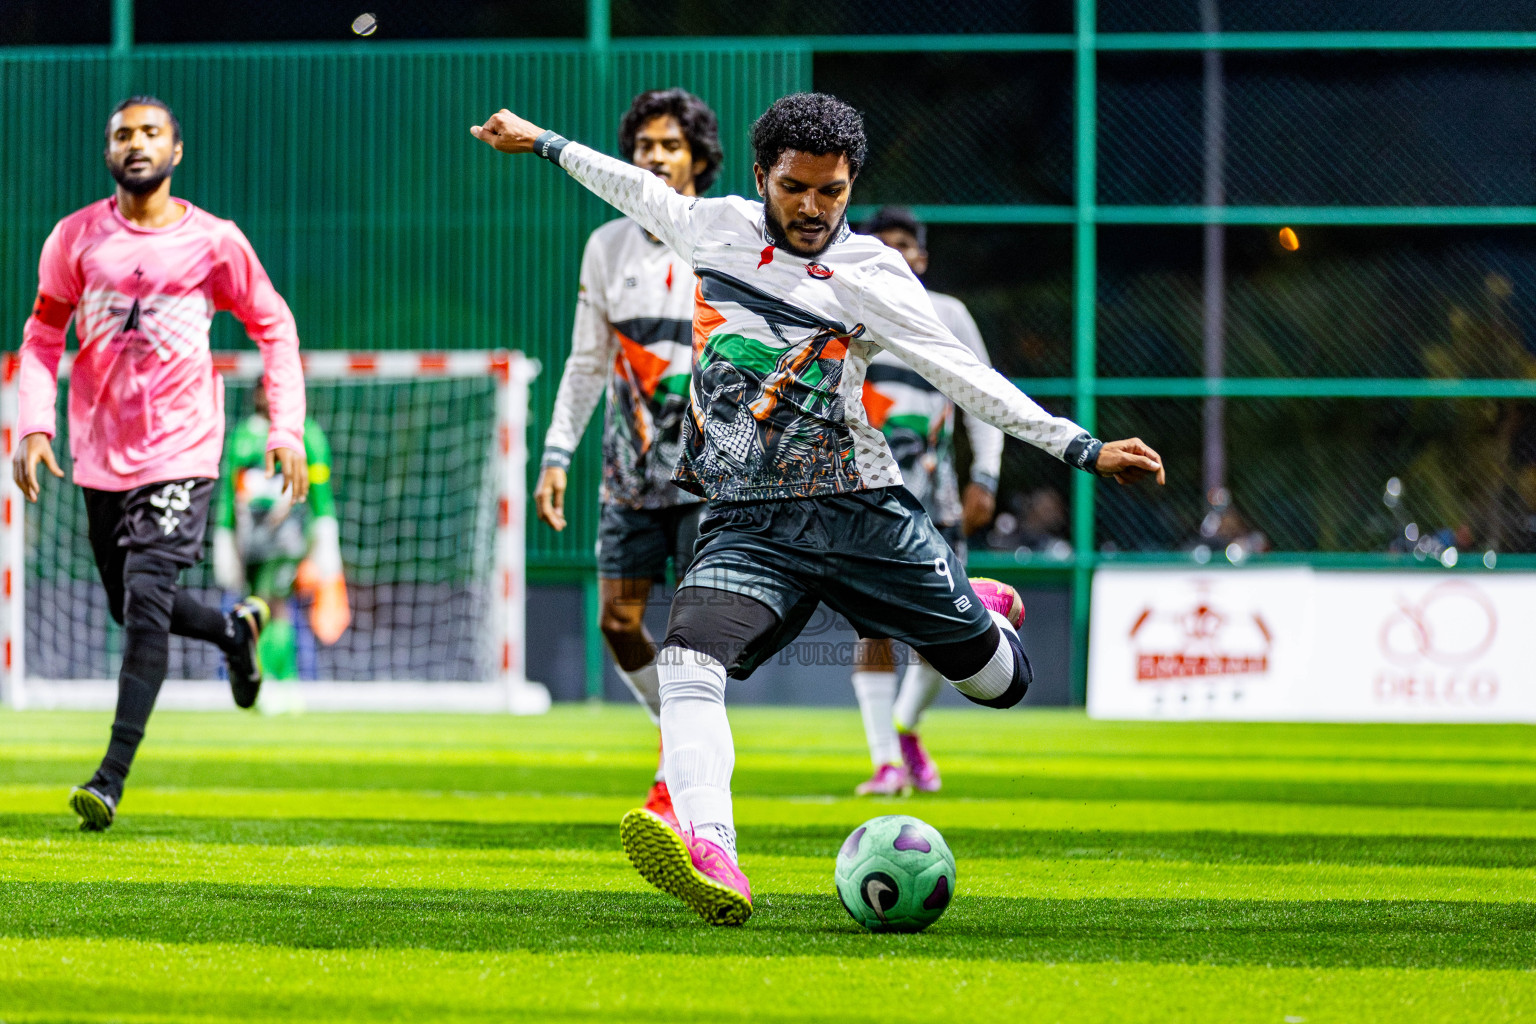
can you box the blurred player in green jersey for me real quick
[213,380,348,712]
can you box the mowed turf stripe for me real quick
[6,937,1536,1024]
[8,785,1536,839]
[7,814,1536,870]
[15,740,1536,782]
[4,886,1536,970]
[11,708,1536,764]
[4,837,1536,902]
[14,754,1536,806]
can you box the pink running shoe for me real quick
[970,577,1025,629]
[644,779,680,829]
[620,808,753,926]
[898,732,942,793]
[855,763,913,797]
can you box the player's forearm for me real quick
[541,353,607,465]
[17,321,66,439]
[962,411,1005,492]
[948,366,1086,463]
[252,320,306,452]
[878,335,1087,463]
[543,140,700,263]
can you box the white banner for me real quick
[1089,568,1536,722]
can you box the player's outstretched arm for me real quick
[1094,437,1165,486]
[859,254,1165,487]
[470,107,714,263]
[12,433,63,504]
[469,108,545,154]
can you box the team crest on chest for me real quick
[806,263,833,280]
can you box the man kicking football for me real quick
[849,205,1005,797]
[472,92,1162,925]
[534,89,723,826]
[14,96,308,830]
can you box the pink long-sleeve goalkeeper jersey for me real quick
[17,197,305,491]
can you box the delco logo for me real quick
[1374,582,1499,705]
[806,263,833,279]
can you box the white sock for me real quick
[615,659,662,725]
[947,610,1018,701]
[894,658,945,733]
[693,821,737,861]
[851,670,900,767]
[657,645,737,862]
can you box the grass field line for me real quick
[12,708,1536,764]
[18,740,1536,786]
[6,784,1536,837]
[4,936,1536,1024]
[4,835,1535,903]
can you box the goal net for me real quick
[0,350,548,714]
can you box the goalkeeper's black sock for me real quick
[100,626,170,791]
[100,555,179,788]
[171,590,236,653]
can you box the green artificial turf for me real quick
[2,707,1535,1022]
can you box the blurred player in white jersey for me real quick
[533,89,723,827]
[850,206,1004,796]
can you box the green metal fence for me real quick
[5,0,1536,702]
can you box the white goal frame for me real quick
[0,349,549,715]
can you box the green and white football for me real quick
[834,814,956,933]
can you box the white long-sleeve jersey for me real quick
[540,217,701,509]
[863,291,1005,528]
[545,138,1095,504]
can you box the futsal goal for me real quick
[0,350,549,714]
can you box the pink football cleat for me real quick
[969,577,1025,629]
[898,732,942,793]
[855,763,913,797]
[644,779,680,829]
[620,808,753,926]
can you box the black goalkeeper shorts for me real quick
[677,486,993,678]
[83,478,215,571]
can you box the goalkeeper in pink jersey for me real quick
[12,96,309,831]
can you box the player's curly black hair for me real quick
[107,95,182,144]
[749,92,867,178]
[618,88,724,194]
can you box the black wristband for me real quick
[1063,432,1105,474]
[533,130,570,165]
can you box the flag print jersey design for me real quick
[542,218,700,509]
[552,142,1088,504]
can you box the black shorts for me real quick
[596,501,704,582]
[83,478,215,571]
[679,486,992,677]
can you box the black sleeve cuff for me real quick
[533,130,570,166]
[541,446,573,470]
[1063,432,1105,474]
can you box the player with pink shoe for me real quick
[474,93,1163,925]
[850,206,1009,798]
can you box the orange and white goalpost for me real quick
[0,350,549,714]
